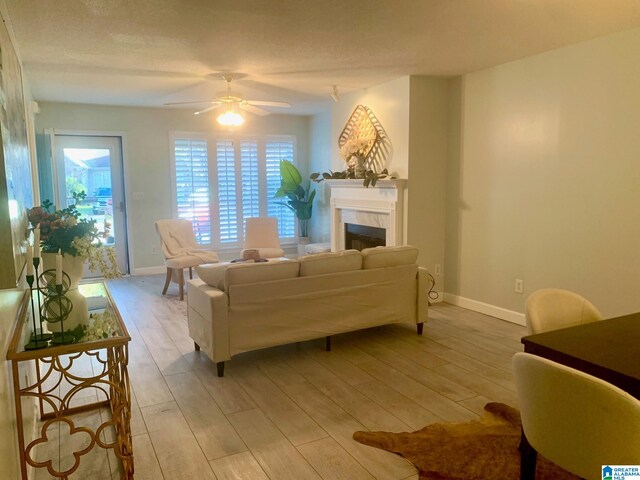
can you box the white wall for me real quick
[308,110,331,243]
[446,27,640,318]
[35,103,310,271]
[407,77,451,297]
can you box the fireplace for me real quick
[326,179,406,251]
[345,223,386,251]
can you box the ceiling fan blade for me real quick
[245,100,291,108]
[194,104,223,115]
[164,100,222,106]
[239,104,270,116]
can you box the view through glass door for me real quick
[53,135,129,276]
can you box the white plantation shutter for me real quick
[173,137,211,244]
[266,139,296,239]
[216,139,238,243]
[172,134,298,248]
[240,140,260,234]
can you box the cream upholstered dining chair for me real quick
[241,217,284,259]
[154,219,219,300]
[513,352,640,480]
[524,288,603,334]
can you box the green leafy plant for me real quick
[274,160,316,237]
[27,197,121,278]
[310,167,394,187]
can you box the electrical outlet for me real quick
[151,245,159,254]
[434,264,441,275]
[515,279,524,294]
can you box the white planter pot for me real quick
[297,237,311,257]
[41,252,85,289]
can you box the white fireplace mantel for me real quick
[325,179,406,251]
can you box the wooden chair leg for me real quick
[162,268,172,296]
[519,429,537,480]
[189,267,193,279]
[216,362,225,377]
[417,322,424,335]
[178,268,185,301]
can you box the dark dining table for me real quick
[521,312,640,399]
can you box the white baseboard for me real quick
[443,293,526,326]
[133,266,166,276]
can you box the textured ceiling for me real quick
[6,0,640,114]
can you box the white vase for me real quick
[44,288,89,333]
[41,252,85,290]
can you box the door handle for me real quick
[119,201,125,213]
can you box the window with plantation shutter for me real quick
[171,133,297,249]
[216,139,238,244]
[240,140,260,233]
[172,137,211,244]
[266,140,296,239]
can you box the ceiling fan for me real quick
[164,74,291,126]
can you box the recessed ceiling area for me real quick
[6,0,640,114]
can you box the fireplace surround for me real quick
[325,179,406,252]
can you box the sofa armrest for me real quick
[187,279,231,363]
[417,267,433,324]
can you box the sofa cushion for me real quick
[299,249,362,277]
[196,263,228,290]
[361,245,419,269]
[225,259,300,287]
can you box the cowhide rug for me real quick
[353,402,580,480]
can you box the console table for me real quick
[6,282,133,479]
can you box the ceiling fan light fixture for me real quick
[216,105,245,127]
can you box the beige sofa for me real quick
[187,245,431,376]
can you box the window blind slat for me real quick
[173,137,211,244]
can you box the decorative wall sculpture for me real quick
[338,105,391,173]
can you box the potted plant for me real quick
[27,196,121,284]
[274,160,316,255]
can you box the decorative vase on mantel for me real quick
[354,155,366,179]
[41,252,85,290]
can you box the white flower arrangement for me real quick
[339,137,375,162]
[80,311,118,341]
[71,236,120,279]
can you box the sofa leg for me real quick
[325,336,331,352]
[162,268,172,296]
[216,362,225,377]
[417,322,424,335]
[189,267,193,279]
[194,342,200,351]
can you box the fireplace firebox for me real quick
[345,223,386,251]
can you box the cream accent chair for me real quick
[524,288,603,334]
[241,217,284,259]
[154,219,219,300]
[513,352,640,480]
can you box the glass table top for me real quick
[8,281,129,360]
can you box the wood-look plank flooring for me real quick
[83,275,525,479]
